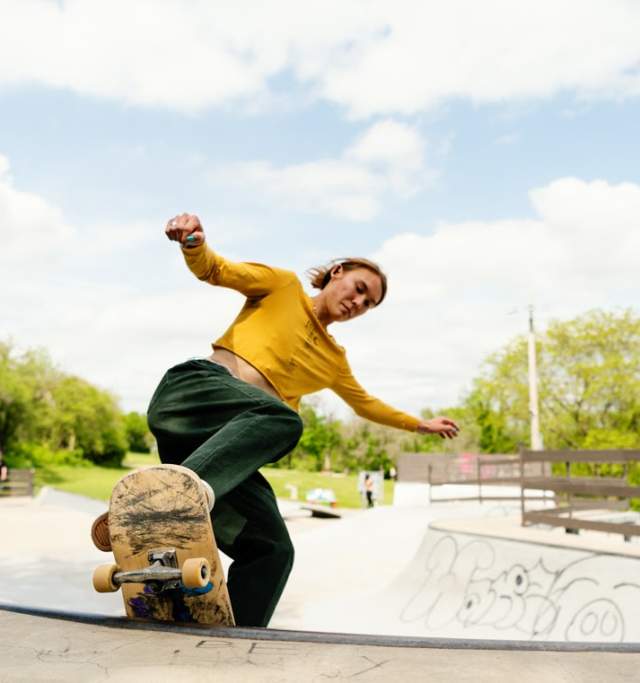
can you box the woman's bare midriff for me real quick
[208,347,281,400]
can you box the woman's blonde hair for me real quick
[307,257,388,305]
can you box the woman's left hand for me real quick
[417,417,460,439]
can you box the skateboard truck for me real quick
[93,548,211,593]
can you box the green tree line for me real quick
[288,308,640,473]
[2,308,639,473]
[463,308,640,453]
[0,341,152,468]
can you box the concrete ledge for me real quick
[431,514,640,558]
[2,604,639,653]
[1,605,639,682]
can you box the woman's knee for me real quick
[259,400,303,446]
[146,405,160,435]
[146,404,170,439]
[286,411,304,444]
[275,407,303,445]
[146,386,172,436]
[271,533,295,575]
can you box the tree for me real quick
[0,342,58,457]
[124,412,152,453]
[340,419,403,474]
[285,402,343,471]
[49,376,128,465]
[402,406,483,455]
[0,340,128,467]
[464,309,640,451]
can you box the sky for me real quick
[1,0,639,422]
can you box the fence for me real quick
[520,449,640,540]
[397,453,550,504]
[0,468,35,497]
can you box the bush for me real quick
[7,442,89,468]
[0,341,129,468]
[124,412,152,453]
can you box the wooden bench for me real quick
[0,468,35,497]
[520,449,640,540]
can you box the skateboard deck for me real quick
[92,464,234,626]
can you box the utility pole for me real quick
[528,305,543,450]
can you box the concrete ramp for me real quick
[1,605,639,682]
[297,522,640,642]
[2,485,640,680]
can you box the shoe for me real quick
[91,511,111,552]
[201,479,215,511]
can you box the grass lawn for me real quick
[34,452,162,501]
[262,467,395,508]
[34,452,394,508]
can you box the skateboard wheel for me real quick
[182,558,211,589]
[93,563,120,593]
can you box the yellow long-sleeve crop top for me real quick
[182,243,421,432]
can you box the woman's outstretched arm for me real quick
[165,213,296,297]
[332,361,459,438]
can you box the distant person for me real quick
[389,465,397,482]
[364,473,375,508]
[92,213,459,628]
[0,453,8,482]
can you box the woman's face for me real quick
[324,266,384,323]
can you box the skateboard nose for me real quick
[200,479,215,511]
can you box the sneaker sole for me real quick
[91,512,111,552]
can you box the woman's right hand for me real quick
[165,213,206,248]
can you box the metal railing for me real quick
[0,468,35,497]
[520,449,640,540]
[397,453,549,504]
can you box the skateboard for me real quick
[92,464,235,626]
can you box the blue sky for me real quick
[4,90,639,231]
[1,1,639,421]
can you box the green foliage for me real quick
[49,375,128,465]
[7,442,88,468]
[280,403,405,475]
[0,340,128,467]
[342,420,395,473]
[402,406,482,455]
[7,307,639,480]
[461,309,640,452]
[282,403,343,471]
[124,411,152,453]
[540,309,640,449]
[0,342,56,455]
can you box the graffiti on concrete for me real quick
[399,534,640,641]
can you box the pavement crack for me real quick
[350,656,391,678]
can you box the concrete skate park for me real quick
[2,451,640,681]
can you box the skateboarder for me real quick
[93,213,459,628]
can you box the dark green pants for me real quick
[146,359,303,627]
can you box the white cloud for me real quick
[345,120,428,196]
[1,1,639,116]
[2,157,639,420]
[318,1,640,118]
[208,120,431,221]
[0,154,243,409]
[0,0,376,112]
[324,177,640,417]
[0,154,74,265]
[212,159,380,222]
[0,155,10,176]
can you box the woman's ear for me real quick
[330,263,343,279]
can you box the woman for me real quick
[95,213,459,627]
